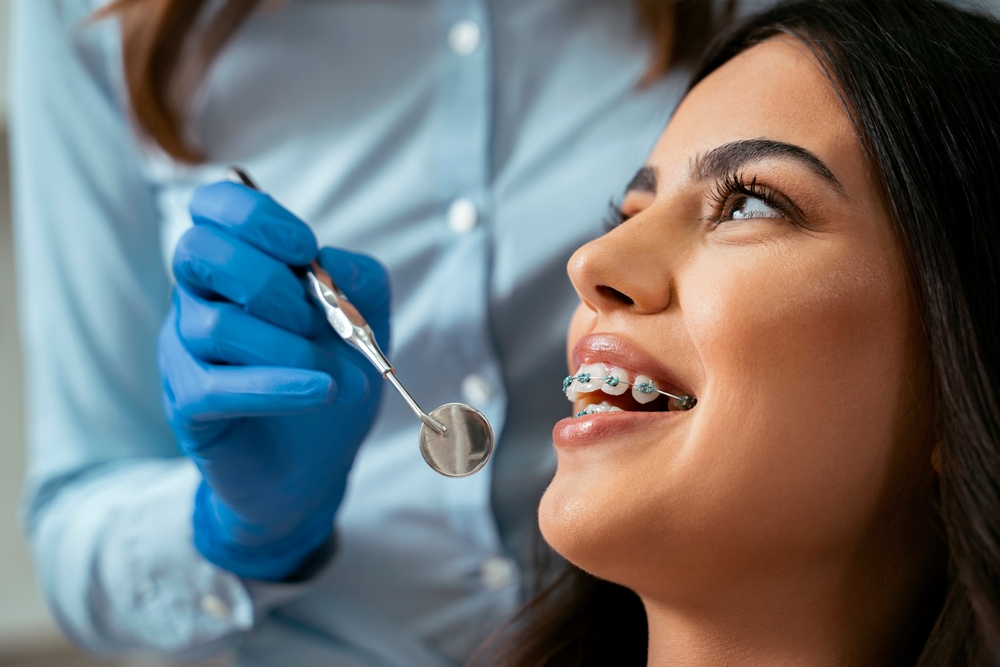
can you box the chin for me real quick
[538,468,647,584]
[538,443,736,598]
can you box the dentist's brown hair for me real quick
[95,0,725,163]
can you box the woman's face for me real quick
[541,38,935,602]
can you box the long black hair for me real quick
[473,1,1000,665]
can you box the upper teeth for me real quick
[631,374,659,404]
[563,364,698,411]
[574,363,605,393]
[602,366,629,396]
[565,364,662,400]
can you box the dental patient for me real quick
[475,0,1000,665]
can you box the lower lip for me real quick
[553,410,683,447]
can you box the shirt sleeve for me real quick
[10,0,257,657]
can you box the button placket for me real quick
[432,1,507,554]
[448,19,481,56]
[447,198,479,234]
[461,373,492,405]
[480,556,516,591]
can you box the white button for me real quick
[200,594,231,619]
[447,198,479,234]
[480,557,516,591]
[462,374,493,405]
[448,20,481,56]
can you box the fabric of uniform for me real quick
[11,0,688,665]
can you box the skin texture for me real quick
[540,38,943,666]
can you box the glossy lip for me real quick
[553,409,685,448]
[571,332,695,400]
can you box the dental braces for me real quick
[564,371,697,416]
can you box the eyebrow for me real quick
[691,138,843,191]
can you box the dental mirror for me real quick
[228,167,494,478]
[418,403,493,478]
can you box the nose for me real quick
[568,224,673,316]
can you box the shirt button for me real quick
[480,557,516,591]
[448,20,481,56]
[447,198,479,234]
[462,374,493,405]
[200,594,231,619]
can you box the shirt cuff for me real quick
[31,459,251,658]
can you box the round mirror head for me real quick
[419,403,494,478]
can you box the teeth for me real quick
[601,366,629,396]
[565,364,604,401]
[576,364,605,393]
[563,373,581,401]
[580,401,624,416]
[566,365,694,410]
[631,374,659,404]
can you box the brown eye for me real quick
[726,194,783,221]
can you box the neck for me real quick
[641,540,941,666]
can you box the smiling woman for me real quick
[472,1,1000,666]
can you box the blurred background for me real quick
[0,1,211,664]
[0,0,50,659]
[0,1,78,663]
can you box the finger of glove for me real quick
[190,181,317,266]
[174,225,325,338]
[317,247,392,351]
[177,289,370,405]
[159,299,335,431]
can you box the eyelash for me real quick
[707,172,794,225]
[603,199,626,232]
[602,172,798,232]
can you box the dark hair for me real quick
[473,1,1000,665]
[95,0,723,163]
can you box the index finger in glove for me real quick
[177,288,370,406]
[190,181,318,266]
[174,225,327,339]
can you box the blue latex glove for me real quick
[158,182,390,581]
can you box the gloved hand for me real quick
[158,181,390,581]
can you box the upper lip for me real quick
[571,333,695,399]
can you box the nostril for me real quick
[596,285,634,306]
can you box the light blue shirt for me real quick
[11,0,687,664]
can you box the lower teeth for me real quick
[576,401,625,418]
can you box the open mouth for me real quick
[564,363,697,417]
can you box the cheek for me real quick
[679,239,919,553]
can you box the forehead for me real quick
[651,38,864,191]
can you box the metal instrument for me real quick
[229,167,494,477]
